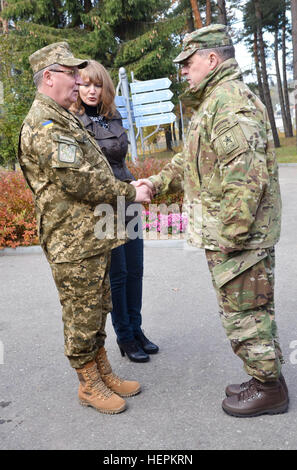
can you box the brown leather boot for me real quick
[96,346,141,398]
[225,373,289,398]
[76,360,126,414]
[222,378,289,417]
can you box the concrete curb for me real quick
[0,245,43,256]
[1,166,294,257]
[279,163,297,166]
[0,239,199,256]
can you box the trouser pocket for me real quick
[209,248,273,313]
[50,253,112,368]
[205,248,282,378]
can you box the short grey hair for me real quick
[196,45,235,61]
[33,63,60,89]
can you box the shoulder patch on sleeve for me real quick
[51,134,83,168]
[42,120,54,129]
[58,142,77,164]
[211,117,249,165]
[218,128,239,155]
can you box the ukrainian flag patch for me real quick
[42,120,53,128]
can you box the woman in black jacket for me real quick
[72,60,158,362]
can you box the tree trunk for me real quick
[0,0,8,33]
[291,0,297,143]
[178,117,183,140]
[172,122,177,143]
[206,0,212,26]
[253,30,265,104]
[189,0,203,29]
[254,0,280,147]
[282,7,293,136]
[84,0,92,13]
[217,0,227,25]
[8,160,16,171]
[165,125,173,151]
[274,26,289,136]
[186,8,195,32]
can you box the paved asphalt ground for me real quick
[0,165,296,451]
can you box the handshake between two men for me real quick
[129,178,232,255]
[130,179,155,204]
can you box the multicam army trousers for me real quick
[205,247,284,382]
[50,253,112,369]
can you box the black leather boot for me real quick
[135,330,159,354]
[117,339,149,362]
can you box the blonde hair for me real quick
[71,60,117,118]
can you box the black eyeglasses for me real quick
[50,69,78,78]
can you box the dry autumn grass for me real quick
[133,134,297,163]
[276,135,297,163]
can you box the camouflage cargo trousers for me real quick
[50,253,112,369]
[205,247,284,382]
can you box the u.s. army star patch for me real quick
[58,143,77,163]
[219,130,239,154]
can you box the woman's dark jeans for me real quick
[109,236,144,343]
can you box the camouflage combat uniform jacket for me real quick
[18,92,136,264]
[150,59,282,257]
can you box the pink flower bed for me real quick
[142,210,188,235]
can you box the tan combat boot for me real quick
[76,360,126,414]
[96,346,141,397]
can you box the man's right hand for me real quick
[133,183,153,203]
[131,179,155,195]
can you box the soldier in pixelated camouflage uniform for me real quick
[138,24,289,417]
[18,42,152,414]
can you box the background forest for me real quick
[0,0,297,248]
[0,0,296,167]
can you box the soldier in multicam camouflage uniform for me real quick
[136,24,289,417]
[18,42,152,415]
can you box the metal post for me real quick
[119,67,138,163]
[131,71,145,157]
[179,100,185,143]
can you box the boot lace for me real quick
[106,372,123,386]
[238,378,261,402]
[238,377,254,392]
[86,364,113,399]
[96,353,123,386]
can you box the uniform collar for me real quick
[181,58,243,109]
[35,92,81,126]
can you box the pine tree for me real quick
[253,0,280,147]
[190,0,204,28]
[0,33,35,167]
[259,0,293,137]
[281,1,293,137]
[0,0,189,164]
[241,0,283,147]
[217,0,227,25]
[291,0,297,144]
[0,0,8,32]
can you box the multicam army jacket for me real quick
[18,93,136,263]
[149,59,281,252]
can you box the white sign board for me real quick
[130,77,172,94]
[135,112,176,128]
